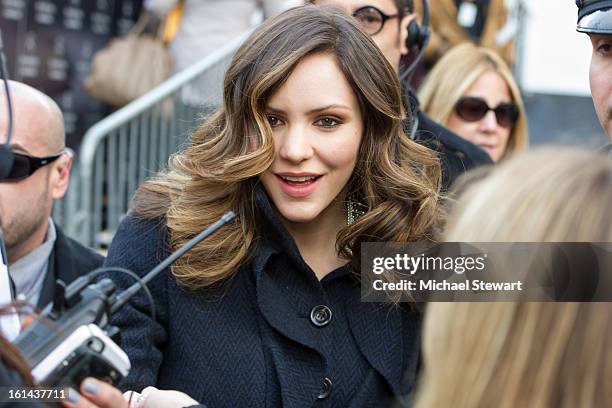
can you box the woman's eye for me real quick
[267,115,282,127]
[316,117,341,128]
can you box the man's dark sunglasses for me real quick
[3,151,65,182]
[454,97,520,129]
[352,6,399,35]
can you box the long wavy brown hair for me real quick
[132,5,442,289]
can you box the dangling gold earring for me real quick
[346,194,367,225]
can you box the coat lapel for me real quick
[37,225,98,309]
[347,298,422,397]
[251,187,327,406]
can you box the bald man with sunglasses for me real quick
[0,81,103,309]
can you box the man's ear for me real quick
[50,150,73,200]
[400,13,417,57]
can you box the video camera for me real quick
[12,212,235,389]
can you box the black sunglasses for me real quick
[352,6,399,35]
[454,97,519,129]
[3,151,64,182]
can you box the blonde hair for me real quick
[415,148,612,408]
[419,43,528,160]
[131,5,442,290]
[417,302,612,408]
[445,148,612,242]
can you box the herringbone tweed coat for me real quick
[104,187,422,407]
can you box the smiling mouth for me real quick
[277,175,322,185]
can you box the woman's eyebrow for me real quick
[265,107,286,115]
[265,104,351,115]
[306,104,352,115]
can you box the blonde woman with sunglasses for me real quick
[419,43,528,162]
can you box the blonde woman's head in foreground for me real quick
[416,148,612,408]
[419,43,528,162]
[445,148,611,242]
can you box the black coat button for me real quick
[310,305,332,327]
[317,377,332,399]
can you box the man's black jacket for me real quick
[36,224,105,309]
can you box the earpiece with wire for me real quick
[400,0,430,84]
[0,30,15,180]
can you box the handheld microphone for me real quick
[14,211,236,388]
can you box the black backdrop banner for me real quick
[0,0,144,149]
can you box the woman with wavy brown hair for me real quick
[102,4,442,407]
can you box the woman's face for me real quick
[446,70,513,162]
[260,52,363,225]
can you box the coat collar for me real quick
[251,184,323,284]
[250,183,324,343]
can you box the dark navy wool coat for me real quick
[104,188,421,407]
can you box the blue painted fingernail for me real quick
[83,378,100,395]
[68,388,80,403]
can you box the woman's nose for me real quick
[277,125,314,163]
[479,110,499,132]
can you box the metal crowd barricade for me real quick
[65,32,252,250]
